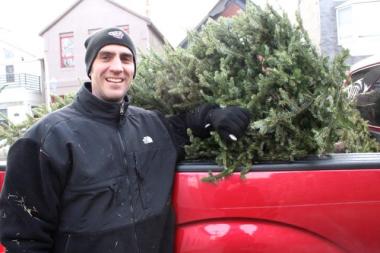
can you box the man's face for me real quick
[90,44,135,102]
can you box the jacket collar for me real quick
[73,82,129,121]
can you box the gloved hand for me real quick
[185,104,251,142]
[206,106,251,142]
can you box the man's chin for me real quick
[103,91,127,103]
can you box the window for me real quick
[336,1,380,55]
[336,6,352,44]
[5,65,15,83]
[118,25,130,34]
[3,48,14,59]
[60,32,74,68]
[355,2,380,38]
[0,108,8,126]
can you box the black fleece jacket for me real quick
[0,83,202,253]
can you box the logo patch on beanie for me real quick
[108,31,124,39]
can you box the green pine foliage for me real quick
[131,4,379,181]
[0,4,377,181]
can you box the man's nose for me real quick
[109,57,123,72]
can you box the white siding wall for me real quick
[258,0,321,52]
[0,88,43,124]
[148,30,165,54]
[299,0,321,52]
[337,0,380,57]
[0,42,41,76]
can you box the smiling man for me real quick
[90,45,134,101]
[85,30,136,102]
[0,27,251,253]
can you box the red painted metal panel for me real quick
[1,167,380,252]
[173,169,380,252]
[176,220,345,253]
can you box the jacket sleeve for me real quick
[154,104,218,161]
[154,111,188,161]
[0,137,68,253]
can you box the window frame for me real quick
[5,65,15,83]
[59,32,75,68]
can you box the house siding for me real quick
[262,0,321,52]
[0,42,41,77]
[299,0,321,53]
[262,0,345,59]
[319,0,342,59]
[336,0,380,64]
[148,30,165,54]
[221,2,242,17]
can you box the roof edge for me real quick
[39,0,84,36]
[106,0,151,23]
[0,39,38,58]
[107,0,167,46]
[147,23,169,47]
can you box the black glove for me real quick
[185,104,219,138]
[186,104,251,142]
[206,106,251,142]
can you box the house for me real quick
[0,28,45,125]
[39,0,167,95]
[179,0,246,48]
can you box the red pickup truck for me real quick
[1,153,380,252]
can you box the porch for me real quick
[0,73,41,92]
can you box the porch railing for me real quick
[0,73,41,92]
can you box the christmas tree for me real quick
[0,4,375,181]
[131,3,379,180]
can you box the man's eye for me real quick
[101,55,111,60]
[98,53,112,61]
[121,56,132,62]
[121,56,133,63]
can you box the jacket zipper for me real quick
[63,234,71,253]
[118,102,140,253]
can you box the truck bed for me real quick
[1,153,380,252]
[173,153,380,253]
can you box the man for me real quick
[0,27,250,253]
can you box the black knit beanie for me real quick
[84,27,136,78]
